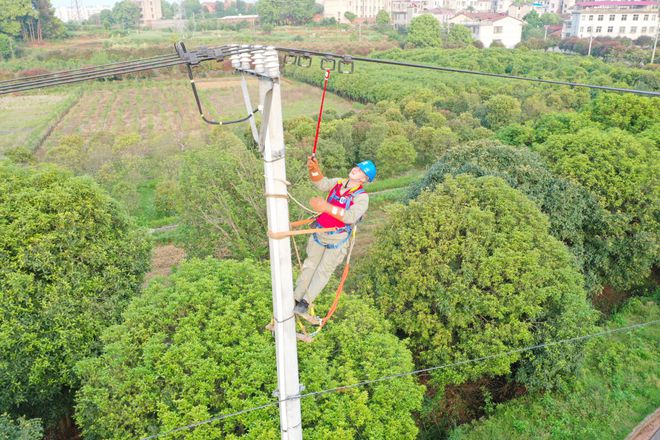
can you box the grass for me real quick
[448,294,660,440]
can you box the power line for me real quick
[139,318,660,440]
[275,47,660,97]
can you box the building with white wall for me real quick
[563,1,658,39]
[55,5,111,22]
[450,12,524,46]
[136,0,163,22]
[323,0,392,23]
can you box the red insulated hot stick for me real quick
[312,69,331,160]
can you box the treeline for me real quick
[0,0,65,59]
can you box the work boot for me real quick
[294,299,309,315]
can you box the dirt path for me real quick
[626,408,660,440]
[145,244,186,281]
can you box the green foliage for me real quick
[0,162,151,424]
[0,414,43,440]
[0,33,14,59]
[589,94,660,134]
[178,130,267,259]
[444,24,473,48]
[75,258,424,440]
[413,126,458,164]
[376,9,390,26]
[0,0,35,37]
[376,135,416,178]
[533,128,659,291]
[257,0,318,25]
[449,296,660,440]
[111,0,141,29]
[408,141,610,295]
[408,15,441,48]
[360,174,597,392]
[482,95,521,130]
[344,11,357,22]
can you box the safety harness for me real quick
[313,180,365,249]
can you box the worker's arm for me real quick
[309,192,369,224]
[342,193,369,224]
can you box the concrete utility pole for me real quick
[236,46,304,440]
[651,25,659,64]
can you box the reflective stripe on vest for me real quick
[316,180,365,230]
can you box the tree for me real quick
[344,11,357,23]
[112,0,142,29]
[482,94,522,130]
[408,14,441,48]
[376,134,416,177]
[407,141,611,296]
[360,174,597,392]
[0,162,151,425]
[178,130,268,259]
[533,128,659,291]
[444,24,473,47]
[375,9,390,29]
[589,93,660,134]
[257,0,317,25]
[413,126,458,165]
[161,0,177,19]
[75,258,424,440]
[0,33,14,59]
[0,0,35,38]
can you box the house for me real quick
[135,0,162,22]
[322,0,393,23]
[450,12,524,47]
[562,1,659,39]
[391,0,427,26]
[202,2,217,13]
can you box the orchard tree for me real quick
[482,94,522,130]
[361,174,597,392]
[444,23,473,47]
[75,258,424,440]
[0,162,151,425]
[0,415,42,440]
[408,14,441,48]
[407,141,610,295]
[375,9,390,29]
[589,93,659,133]
[178,130,268,259]
[534,128,659,291]
[376,134,416,177]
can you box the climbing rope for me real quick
[311,69,331,159]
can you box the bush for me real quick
[360,174,597,391]
[75,258,424,440]
[0,414,43,440]
[589,94,660,134]
[408,14,441,48]
[407,141,610,295]
[376,135,417,177]
[0,162,151,424]
[482,95,521,130]
[0,34,14,60]
[533,128,659,291]
[178,130,267,259]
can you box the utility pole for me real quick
[651,24,659,64]
[588,32,593,56]
[240,47,304,440]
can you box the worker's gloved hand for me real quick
[310,196,344,221]
[307,156,323,182]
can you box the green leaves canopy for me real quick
[75,258,424,440]
[0,162,151,422]
[361,175,596,390]
[407,141,610,295]
[408,15,442,48]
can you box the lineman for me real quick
[293,157,377,315]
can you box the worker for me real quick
[293,157,377,315]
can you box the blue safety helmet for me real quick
[356,160,377,182]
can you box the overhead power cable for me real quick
[0,45,256,96]
[0,52,177,86]
[275,47,660,97]
[139,318,660,440]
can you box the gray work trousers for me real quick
[293,231,349,305]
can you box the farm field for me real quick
[0,93,80,155]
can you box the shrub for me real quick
[482,95,521,130]
[407,141,610,295]
[408,14,442,48]
[178,130,267,259]
[589,94,660,134]
[361,175,597,391]
[376,135,417,177]
[0,162,151,424]
[0,414,43,440]
[75,258,424,440]
[533,128,659,291]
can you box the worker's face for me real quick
[349,166,368,183]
